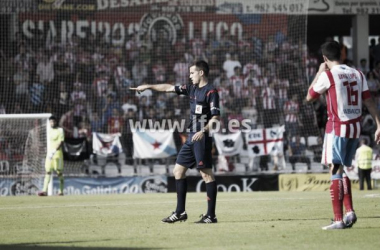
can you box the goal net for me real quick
[0,114,50,196]
[0,0,319,172]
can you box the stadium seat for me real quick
[0,160,10,174]
[120,165,136,176]
[291,136,306,144]
[234,163,248,173]
[104,162,120,177]
[152,164,168,175]
[136,165,152,175]
[307,136,318,146]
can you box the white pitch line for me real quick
[363,193,380,198]
[0,197,316,210]
[0,195,376,210]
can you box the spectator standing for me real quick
[57,81,69,118]
[276,77,289,110]
[371,37,380,69]
[308,136,323,164]
[190,30,206,58]
[339,36,348,62]
[229,66,244,99]
[358,58,370,75]
[152,59,167,84]
[108,108,123,134]
[132,59,148,85]
[13,64,30,110]
[355,139,373,190]
[369,38,376,70]
[90,111,103,133]
[367,71,380,96]
[29,74,45,113]
[173,56,189,84]
[306,51,319,83]
[54,53,71,84]
[114,64,133,95]
[251,29,263,60]
[122,108,137,164]
[36,54,54,84]
[261,82,277,128]
[283,94,300,140]
[299,99,318,139]
[59,109,75,138]
[101,95,119,130]
[121,95,137,114]
[14,45,33,73]
[71,81,87,126]
[243,57,261,77]
[223,53,241,78]
[373,61,380,80]
[288,135,311,171]
[125,33,141,68]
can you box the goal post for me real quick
[0,113,52,196]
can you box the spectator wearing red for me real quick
[284,94,300,140]
[108,108,123,134]
[261,82,277,128]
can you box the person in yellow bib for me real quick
[355,139,373,190]
[38,116,65,196]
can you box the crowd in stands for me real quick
[1,30,380,170]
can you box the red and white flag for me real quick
[245,126,285,157]
[92,133,123,156]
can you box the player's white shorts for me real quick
[321,133,359,167]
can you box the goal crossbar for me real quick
[0,114,52,119]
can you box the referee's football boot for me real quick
[322,220,346,230]
[343,211,357,228]
[194,214,218,224]
[162,211,188,223]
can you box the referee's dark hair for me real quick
[321,41,341,62]
[194,60,209,77]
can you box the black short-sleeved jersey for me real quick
[175,83,220,133]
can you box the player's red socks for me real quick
[330,178,343,221]
[342,175,354,213]
[206,181,217,217]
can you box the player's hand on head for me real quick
[318,63,328,73]
[375,129,380,144]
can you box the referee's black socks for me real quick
[206,181,217,217]
[175,178,187,214]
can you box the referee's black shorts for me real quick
[176,133,213,169]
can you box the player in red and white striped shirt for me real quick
[283,94,299,139]
[307,41,380,230]
[261,82,277,128]
[190,30,206,57]
[261,83,276,110]
[229,66,245,98]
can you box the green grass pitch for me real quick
[0,191,379,250]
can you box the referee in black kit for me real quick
[131,60,220,223]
